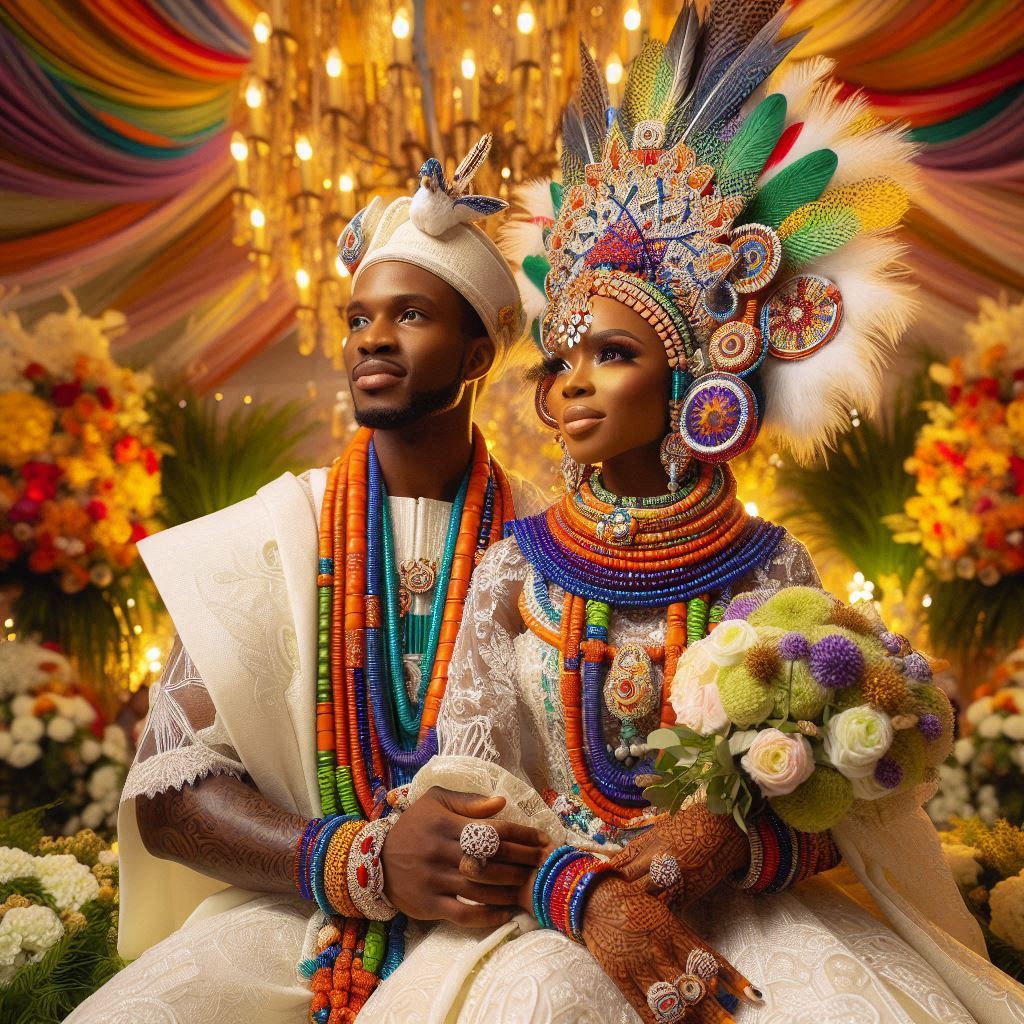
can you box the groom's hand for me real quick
[381,786,550,926]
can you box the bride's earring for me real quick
[557,433,586,492]
[661,370,692,492]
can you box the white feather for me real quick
[514,268,548,327]
[760,233,918,463]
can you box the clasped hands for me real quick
[380,788,760,1023]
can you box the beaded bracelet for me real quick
[541,849,589,932]
[309,815,358,917]
[532,845,576,929]
[293,818,324,901]
[347,816,398,921]
[567,860,614,942]
[549,853,594,935]
[733,809,840,893]
[324,820,363,917]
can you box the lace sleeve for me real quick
[737,530,821,592]
[436,537,532,777]
[120,635,245,802]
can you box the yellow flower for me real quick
[0,391,55,466]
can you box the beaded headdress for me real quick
[499,2,917,466]
[341,134,526,353]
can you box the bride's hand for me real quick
[607,801,749,908]
[581,873,762,1023]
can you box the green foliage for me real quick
[153,393,318,527]
[775,378,935,599]
[0,805,50,853]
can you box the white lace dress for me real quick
[360,535,1024,1024]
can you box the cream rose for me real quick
[706,619,759,668]
[824,705,894,780]
[740,728,814,797]
[672,678,729,737]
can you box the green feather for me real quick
[522,254,550,295]
[738,149,839,228]
[780,206,859,264]
[718,93,787,185]
[550,181,563,216]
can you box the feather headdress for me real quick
[500,2,917,464]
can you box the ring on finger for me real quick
[459,853,485,877]
[684,947,719,980]
[646,981,685,1023]
[459,822,500,872]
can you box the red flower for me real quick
[86,500,108,521]
[21,461,61,501]
[24,362,46,381]
[113,435,141,464]
[95,386,115,411]
[142,447,159,475]
[9,497,41,523]
[0,533,19,562]
[52,379,83,408]
[129,522,149,543]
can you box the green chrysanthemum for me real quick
[717,663,775,727]
[770,766,854,833]
[772,659,827,721]
[748,587,833,632]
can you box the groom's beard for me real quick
[352,374,466,431]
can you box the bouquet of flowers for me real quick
[0,292,161,597]
[889,295,1024,587]
[0,639,132,835]
[929,640,1024,828]
[939,817,1024,981]
[645,586,953,833]
[0,808,122,1019]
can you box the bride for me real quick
[362,4,1024,1022]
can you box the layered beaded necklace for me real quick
[315,426,514,820]
[513,467,783,828]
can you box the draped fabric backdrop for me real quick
[0,0,1021,392]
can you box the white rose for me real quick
[1003,715,1024,741]
[978,715,1005,739]
[669,643,719,709]
[9,716,43,743]
[88,764,122,800]
[10,695,34,718]
[79,738,101,764]
[823,705,894,780]
[965,697,994,726]
[706,619,760,667]
[990,874,1024,952]
[80,803,105,831]
[46,716,76,743]
[672,679,730,737]
[953,737,975,765]
[740,728,815,797]
[7,742,41,768]
[942,842,982,889]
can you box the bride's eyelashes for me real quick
[595,342,639,365]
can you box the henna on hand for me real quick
[580,874,759,1024]
[135,774,307,895]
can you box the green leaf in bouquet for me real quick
[648,728,683,750]
[715,736,736,772]
[728,730,759,755]
[733,803,750,834]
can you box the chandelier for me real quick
[229,0,684,359]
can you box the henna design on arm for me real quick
[135,774,308,895]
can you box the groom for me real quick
[67,140,548,1023]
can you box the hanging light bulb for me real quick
[252,12,271,44]
[295,267,311,289]
[516,0,536,33]
[605,52,624,85]
[325,48,343,78]
[461,49,477,80]
[229,132,248,162]
[244,78,264,109]
[295,134,313,161]
[249,208,266,229]
[338,173,354,192]
[623,0,641,31]
[392,7,411,39]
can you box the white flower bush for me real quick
[990,873,1024,951]
[0,905,64,984]
[0,639,133,833]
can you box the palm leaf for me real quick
[153,393,317,527]
[776,376,934,597]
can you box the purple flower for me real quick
[809,634,864,689]
[779,632,810,661]
[917,713,943,741]
[879,631,903,655]
[873,756,903,790]
[722,594,763,621]
[903,652,932,681]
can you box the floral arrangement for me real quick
[929,640,1024,828]
[646,586,953,834]
[940,817,1024,981]
[0,292,161,597]
[0,809,122,1019]
[0,639,132,835]
[889,295,1024,587]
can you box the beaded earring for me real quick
[661,368,693,492]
